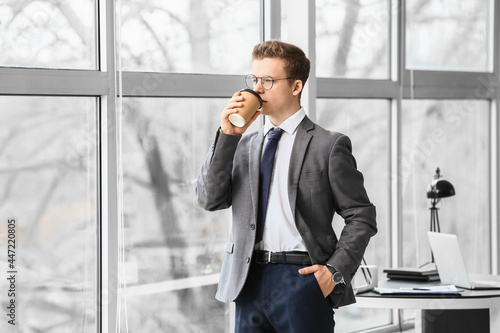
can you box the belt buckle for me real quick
[256,251,271,264]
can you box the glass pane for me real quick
[120,0,261,74]
[0,96,98,332]
[401,100,490,272]
[406,0,493,72]
[317,99,391,331]
[120,98,261,332]
[0,0,97,69]
[122,286,229,332]
[315,0,390,78]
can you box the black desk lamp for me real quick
[427,167,456,233]
[426,167,455,265]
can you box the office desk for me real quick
[351,274,500,333]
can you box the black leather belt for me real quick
[253,250,312,265]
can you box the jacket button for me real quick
[246,257,251,263]
[250,224,255,230]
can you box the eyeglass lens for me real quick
[245,75,273,90]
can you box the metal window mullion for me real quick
[392,0,403,268]
[99,0,119,332]
[284,0,316,120]
[491,0,500,275]
[391,0,404,328]
[491,99,499,275]
[316,78,399,99]
[389,0,399,82]
[263,0,281,41]
[402,70,496,99]
[121,72,242,98]
[410,70,494,86]
[0,68,108,96]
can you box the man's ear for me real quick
[292,79,303,97]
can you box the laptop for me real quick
[427,232,500,290]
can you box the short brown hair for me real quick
[252,41,310,96]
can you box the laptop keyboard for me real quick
[471,280,500,288]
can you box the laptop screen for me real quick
[427,231,472,289]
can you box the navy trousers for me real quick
[235,263,335,333]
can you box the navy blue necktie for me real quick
[256,128,284,243]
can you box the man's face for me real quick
[251,57,300,117]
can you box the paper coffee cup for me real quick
[228,89,263,127]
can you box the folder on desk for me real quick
[383,267,440,282]
[374,284,461,295]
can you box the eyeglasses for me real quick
[245,74,292,91]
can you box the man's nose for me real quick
[254,79,265,94]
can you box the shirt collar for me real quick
[264,108,306,136]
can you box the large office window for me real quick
[0,96,98,332]
[406,0,494,71]
[116,1,262,330]
[0,0,97,69]
[315,0,390,78]
[401,100,491,270]
[120,0,260,73]
[118,98,231,331]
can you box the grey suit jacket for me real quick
[196,116,377,308]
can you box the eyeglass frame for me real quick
[245,74,293,91]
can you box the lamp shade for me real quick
[427,179,456,199]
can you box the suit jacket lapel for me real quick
[249,128,265,222]
[288,116,314,217]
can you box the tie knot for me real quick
[268,128,284,141]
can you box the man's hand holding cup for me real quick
[221,89,262,135]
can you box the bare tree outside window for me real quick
[120,0,260,73]
[0,0,96,69]
[0,97,98,332]
[316,0,390,78]
[406,0,493,72]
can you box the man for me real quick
[196,40,377,332]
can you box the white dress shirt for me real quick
[255,108,307,252]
